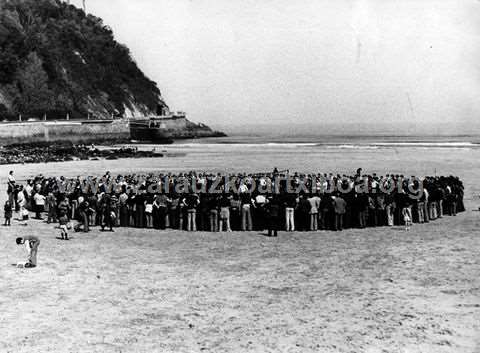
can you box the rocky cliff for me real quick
[0,0,168,120]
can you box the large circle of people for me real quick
[5,168,464,237]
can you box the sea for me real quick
[124,122,480,152]
[107,123,480,193]
[6,123,480,204]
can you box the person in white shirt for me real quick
[33,192,46,219]
[422,187,429,223]
[307,194,321,231]
[7,171,15,209]
[24,181,34,209]
[16,185,26,212]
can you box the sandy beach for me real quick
[1,144,479,353]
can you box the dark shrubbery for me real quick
[0,0,167,120]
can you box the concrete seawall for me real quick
[0,120,130,145]
[0,117,223,145]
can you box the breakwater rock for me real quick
[0,142,164,165]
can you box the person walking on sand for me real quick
[16,236,40,268]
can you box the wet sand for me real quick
[0,145,479,353]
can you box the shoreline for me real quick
[0,143,169,165]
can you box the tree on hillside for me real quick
[0,0,168,119]
[13,52,55,116]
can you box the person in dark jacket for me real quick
[320,194,333,230]
[356,193,369,228]
[101,195,115,232]
[283,193,297,231]
[208,195,219,232]
[265,195,281,237]
[4,200,12,226]
[198,194,210,231]
[333,194,347,231]
[184,192,199,231]
[169,193,181,229]
[296,194,311,231]
[118,188,129,227]
[153,193,170,230]
[134,190,146,228]
[77,200,93,233]
[219,194,232,232]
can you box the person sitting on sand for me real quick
[4,200,12,226]
[16,236,40,268]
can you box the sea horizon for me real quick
[199,121,480,144]
[151,121,480,149]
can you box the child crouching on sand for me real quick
[4,200,12,226]
[58,213,70,240]
[16,236,40,268]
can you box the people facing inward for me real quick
[4,170,464,235]
[16,236,40,268]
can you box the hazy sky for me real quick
[69,0,480,128]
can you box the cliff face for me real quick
[0,0,168,120]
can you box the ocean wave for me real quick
[371,142,478,147]
[325,144,380,150]
[116,140,479,151]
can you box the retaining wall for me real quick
[0,120,130,145]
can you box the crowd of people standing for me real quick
[4,169,465,236]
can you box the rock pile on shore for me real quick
[0,142,163,165]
